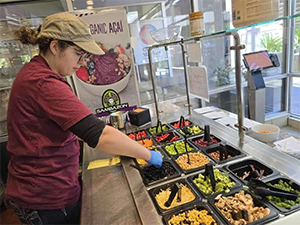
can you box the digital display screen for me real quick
[243,51,273,71]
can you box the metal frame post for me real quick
[179,41,192,115]
[285,0,295,114]
[147,47,160,120]
[228,32,245,142]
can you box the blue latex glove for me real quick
[147,150,163,168]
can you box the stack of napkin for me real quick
[274,137,300,159]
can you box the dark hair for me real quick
[13,26,75,54]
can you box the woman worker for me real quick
[6,12,162,225]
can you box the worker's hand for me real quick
[147,150,163,168]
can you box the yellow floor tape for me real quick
[87,156,120,170]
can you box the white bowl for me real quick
[251,124,280,143]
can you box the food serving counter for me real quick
[81,112,300,225]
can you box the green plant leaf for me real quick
[260,33,282,52]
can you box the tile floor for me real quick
[0,206,21,225]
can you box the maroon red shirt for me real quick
[6,55,92,210]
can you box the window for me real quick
[265,79,284,114]
[193,0,287,121]
[290,0,300,119]
[290,77,300,116]
[292,0,300,72]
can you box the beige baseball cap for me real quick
[37,12,104,55]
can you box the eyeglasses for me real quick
[71,46,91,62]
[63,41,91,62]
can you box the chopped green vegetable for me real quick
[165,141,193,155]
[149,125,169,134]
[267,179,300,209]
[187,125,204,134]
[193,169,236,194]
[179,125,204,137]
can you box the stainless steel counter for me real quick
[81,163,142,225]
[81,112,300,225]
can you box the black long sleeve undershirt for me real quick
[69,114,106,148]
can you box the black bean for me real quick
[142,162,177,183]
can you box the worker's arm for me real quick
[96,125,151,160]
[69,114,162,167]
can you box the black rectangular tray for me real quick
[138,159,181,187]
[260,176,300,215]
[188,134,222,151]
[187,167,242,199]
[176,124,204,138]
[208,188,279,225]
[152,130,183,146]
[169,119,193,129]
[162,201,225,225]
[203,144,246,164]
[147,123,173,136]
[162,140,197,157]
[133,146,168,167]
[172,151,214,175]
[224,159,279,185]
[148,178,201,215]
[126,129,150,141]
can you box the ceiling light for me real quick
[86,0,94,5]
[87,6,93,10]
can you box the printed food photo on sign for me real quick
[71,7,140,114]
[75,42,132,94]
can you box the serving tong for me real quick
[156,120,163,134]
[218,143,229,161]
[163,132,176,142]
[173,143,179,155]
[184,138,191,165]
[204,125,211,144]
[181,126,192,136]
[248,178,298,201]
[164,182,182,207]
[204,163,216,191]
[139,135,146,145]
[174,139,190,165]
[179,116,185,128]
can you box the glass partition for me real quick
[0,0,68,137]
[126,0,193,107]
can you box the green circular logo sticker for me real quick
[102,89,120,112]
